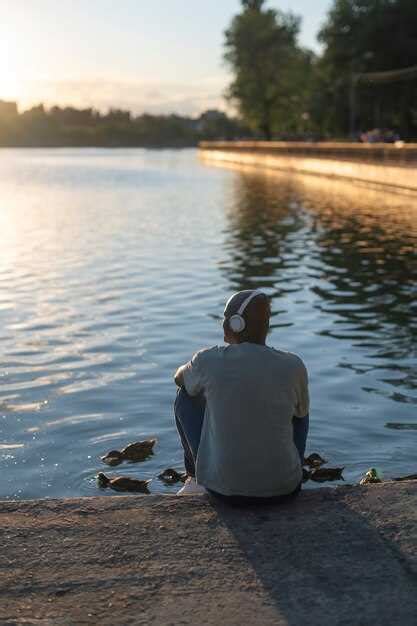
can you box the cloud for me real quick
[16,75,232,117]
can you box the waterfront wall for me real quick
[199,141,417,192]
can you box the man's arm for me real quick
[294,360,309,419]
[174,350,206,395]
[292,414,309,461]
[292,359,310,461]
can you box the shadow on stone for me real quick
[208,487,417,626]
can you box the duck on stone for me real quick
[101,439,156,466]
[97,472,151,493]
[359,468,382,485]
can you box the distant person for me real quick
[173,290,309,503]
[360,128,401,144]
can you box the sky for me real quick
[1,0,333,116]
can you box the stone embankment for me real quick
[199,141,417,192]
[1,481,417,625]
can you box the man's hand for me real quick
[174,365,186,387]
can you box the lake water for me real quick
[0,148,416,500]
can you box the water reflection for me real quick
[222,174,308,292]
[305,180,417,349]
[221,174,314,331]
[300,175,417,406]
[220,163,417,409]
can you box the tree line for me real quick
[224,0,417,140]
[0,103,251,148]
[2,0,416,146]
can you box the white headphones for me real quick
[228,290,264,333]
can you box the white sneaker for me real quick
[176,476,206,496]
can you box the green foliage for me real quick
[225,0,417,139]
[241,0,266,10]
[224,0,306,138]
[316,0,417,136]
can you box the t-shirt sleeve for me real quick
[294,360,309,418]
[182,350,205,396]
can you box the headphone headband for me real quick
[236,290,264,316]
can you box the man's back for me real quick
[183,343,308,497]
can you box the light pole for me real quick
[349,73,359,139]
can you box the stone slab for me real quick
[1,481,417,625]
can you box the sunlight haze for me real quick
[1,1,332,115]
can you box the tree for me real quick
[317,0,417,137]
[224,0,303,139]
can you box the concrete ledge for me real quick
[2,482,417,625]
[199,140,417,162]
[199,141,417,192]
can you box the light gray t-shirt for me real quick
[182,343,309,497]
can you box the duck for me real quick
[303,453,327,468]
[101,439,156,466]
[97,472,151,493]
[359,468,382,485]
[158,468,187,485]
[101,450,124,466]
[310,467,344,482]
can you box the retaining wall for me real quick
[199,141,417,192]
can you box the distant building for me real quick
[197,109,229,133]
[199,109,228,121]
[0,100,18,120]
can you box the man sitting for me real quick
[174,289,309,502]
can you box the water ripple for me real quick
[0,149,416,498]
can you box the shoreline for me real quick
[2,481,417,625]
[0,144,198,150]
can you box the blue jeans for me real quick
[174,387,309,479]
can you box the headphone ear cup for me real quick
[229,315,245,333]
